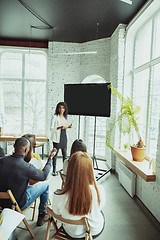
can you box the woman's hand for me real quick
[48,148,57,159]
[57,125,72,130]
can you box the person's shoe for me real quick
[36,212,49,227]
[52,171,58,176]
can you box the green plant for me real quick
[124,143,130,150]
[106,84,142,150]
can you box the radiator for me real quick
[118,161,136,198]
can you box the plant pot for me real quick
[130,146,147,162]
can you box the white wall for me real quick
[109,24,126,168]
[47,39,111,155]
[115,0,160,223]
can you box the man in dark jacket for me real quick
[0,137,57,226]
[0,146,5,157]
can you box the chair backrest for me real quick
[0,190,16,210]
[45,203,93,240]
[0,190,34,238]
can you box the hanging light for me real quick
[120,0,132,5]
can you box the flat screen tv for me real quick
[64,83,111,117]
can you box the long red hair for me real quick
[55,151,100,215]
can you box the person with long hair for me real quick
[52,151,105,239]
[50,102,72,176]
[63,139,87,175]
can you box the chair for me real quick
[0,190,35,238]
[59,170,66,188]
[44,203,93,240]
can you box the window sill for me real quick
[113,148,156,182]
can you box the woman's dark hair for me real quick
[22,134,35,163]
[55,102,68,119]
[70,139,87,156]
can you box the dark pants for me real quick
[52,143,67,173]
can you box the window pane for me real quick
[85,116,106,158]
[134,69,149,144]
[1,52,22,78]
[135,20,152,67]
[24,81,46,135]
[25,53,47,79]
[153,13,160,58]
[96,117,106,136]
[149,64,160,155]
[2,80,22,135]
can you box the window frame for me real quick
[0,47,47,136]
[131,10,160,156]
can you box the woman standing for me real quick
[52,151,105,239]
[50,102,72,176]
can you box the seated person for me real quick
[0,137,57,227]
[53,151,105,239]
[0,146,5,158]
[63,139,87,175]
[22,134,43,185]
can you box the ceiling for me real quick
[0,0,148,44]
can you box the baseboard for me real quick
[134,196,160,231]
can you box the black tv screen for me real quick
[64,83,111,117]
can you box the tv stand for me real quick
[92,116,111,181]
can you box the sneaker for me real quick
[52,171,58,176]
[36,212,49,227]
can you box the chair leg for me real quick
[23,218,35,238]
[32,199,37,221]
[8,190,34,238]
[48,198,52,205]
[45,219,51,240]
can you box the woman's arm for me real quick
[57,124,72,130]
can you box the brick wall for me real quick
[47,24,160,223]
[136,119,160,222]
[109,24,126,168]
[47,38,111,154]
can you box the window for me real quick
[0,48,47,136]
[133,11,160,156]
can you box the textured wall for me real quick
[47,38,111,154]
[135,119,160,222]
[108,24,126,168]
[47,24,160,223]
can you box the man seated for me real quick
[0,137,57,226]
[0,146,5,158]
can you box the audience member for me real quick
[63,139,87,175]
[0,146,5,158]
[0,137,57,226]
[53,151,105,239]
[22,134,43,185]
[22,134,38,163]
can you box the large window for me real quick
[133,11,160,156]
[0,48,47,136]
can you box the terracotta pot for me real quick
[130,146,147,162]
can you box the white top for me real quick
[52,184,105,238]
[50,114,67,145]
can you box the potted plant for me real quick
[106,84,146,161]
